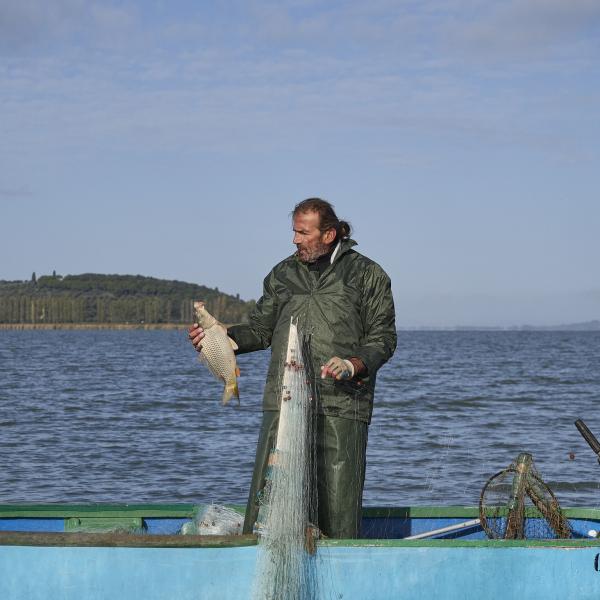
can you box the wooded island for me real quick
[0,273,254,327]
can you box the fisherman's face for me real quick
[293,211,335,263]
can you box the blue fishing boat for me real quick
[2,503,600,599]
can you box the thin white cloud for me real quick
[1,0,598,205]
[0,185,32,198]
[90,3,135,31]
[0,34,596,167]
[0,0,83,51]
[0,0,141,55]
[444,0,600,62]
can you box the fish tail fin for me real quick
[222,380,240,405]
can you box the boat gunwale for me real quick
[0,531,257,548]
[3,505,600,549]
[2,531,600,549]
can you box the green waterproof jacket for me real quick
[228,238,397,423]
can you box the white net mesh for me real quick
[252,320,321,600]
[180,504,243,536]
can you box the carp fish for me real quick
[193,301,240,405]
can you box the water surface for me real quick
[1,330,599,507]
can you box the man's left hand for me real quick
[321,357,355,380]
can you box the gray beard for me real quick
[297,241,331,263]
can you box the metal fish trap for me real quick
[479,452,571,540]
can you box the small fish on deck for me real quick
[193,301,240,405]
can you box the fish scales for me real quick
[193,301,240,405]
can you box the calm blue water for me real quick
[1,330,599,507]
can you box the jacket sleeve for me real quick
[352,264,397,375]
[227,272,278,354]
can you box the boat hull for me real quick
[2,505,600,599]
[3,542,600,600]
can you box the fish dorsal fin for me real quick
[228,336,239,351]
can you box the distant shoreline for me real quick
[1,323,598,332]
[0,323,191,330]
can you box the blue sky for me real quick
[1,0,599,326]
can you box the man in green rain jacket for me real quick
[189,198,396,538]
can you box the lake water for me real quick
[1,330,599,508]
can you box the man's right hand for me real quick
[188,323,205,352]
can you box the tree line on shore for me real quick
[0,273,254,325]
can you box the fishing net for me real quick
[180,504,243,536]
[479,453,571,540]
[252,319,321,600]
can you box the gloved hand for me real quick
[321,357,355,380]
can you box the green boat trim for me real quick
[0,503,246,519]
[0,503,198,518]
[362,506,600,520]
[2,503,600,520]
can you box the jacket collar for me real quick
[330,237,357,263]
[336,237,357,257]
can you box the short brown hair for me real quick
[292,198,352,240]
